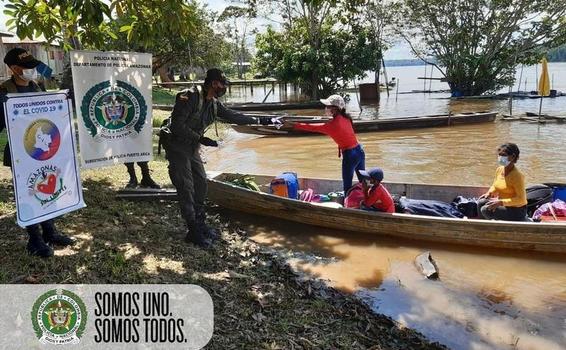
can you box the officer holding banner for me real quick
[0,48,74,258]
[164,68,278,248]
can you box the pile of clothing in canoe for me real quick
[268,172,566,222]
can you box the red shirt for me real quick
[363,184,395,213]
[293,115,358,150]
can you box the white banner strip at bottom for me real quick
[0,284,213,349]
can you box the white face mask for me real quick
[324,107,334,117]
[21,68,38,81]
[498,155,510,167]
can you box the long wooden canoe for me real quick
[153,100,324,112]
[204,172,566,253]
[231,111,498,136]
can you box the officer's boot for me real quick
[41,220,74,246]
[195,207,218,241]
[125,163,138,188]
[26,225,53,258]
[139,162,161,189]
[185,222,212,248]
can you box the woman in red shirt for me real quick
[284,94,365,193]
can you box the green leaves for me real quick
[4,0,204,52]
[253,17,380,97]
[401,0,566,95]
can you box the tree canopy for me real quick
[4,0,195,50]
[399,0,566,96]
[548,44,566,62]
[4,0,234,80]
[5,0,566,95]
[252,0,383,98]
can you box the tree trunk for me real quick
[374,57,381,101]
[158,65,174,84]
[311,74,319,99]
[59,33,82,99]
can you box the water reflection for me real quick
[216,210,566,350]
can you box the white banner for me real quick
[71,50,153,168]
[3,91,85,227]
[0,284,214,349]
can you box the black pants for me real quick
[125,161,150,175]
[166,146,207,226]
[26,219,56,235]
[477,198,527,221]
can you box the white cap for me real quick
[320,94,345,109]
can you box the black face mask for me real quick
[216,86,227,98]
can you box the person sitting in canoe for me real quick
[359,167,395,213]
[477,143,528,221]
[283,94,365,193]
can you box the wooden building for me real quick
[1,35,65,79]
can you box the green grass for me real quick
[152,87,178,105]
[152,109,170,128]
[0,160,444,350]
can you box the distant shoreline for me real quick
[385,58,566,67]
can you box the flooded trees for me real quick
[253,0,381,98]
[399,0,566,96]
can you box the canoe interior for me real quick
[214,173,488,202]
[207,172,566,253]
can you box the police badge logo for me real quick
[31,289,87,345]
[80,80,147,141]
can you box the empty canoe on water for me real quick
[231,111,498,136]
[204,172,566,253]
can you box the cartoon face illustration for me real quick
[24,119,60,161]
[34,126,52,152]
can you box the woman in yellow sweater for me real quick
[478,143,528,221]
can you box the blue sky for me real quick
[0,0,412,59]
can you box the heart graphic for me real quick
[37,174,57,194]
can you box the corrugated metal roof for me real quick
[0,30,14,37]
[2,36,47,44]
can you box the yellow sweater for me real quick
[488,166,527,207]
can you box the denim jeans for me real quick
[342,144,365,193]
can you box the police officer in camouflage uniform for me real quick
[165,68,274,248]
[0,48,74,258]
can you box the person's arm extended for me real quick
[170,89,201,144]
[216,102,260,125]
[501,172,527,207]
[293,120,332,134]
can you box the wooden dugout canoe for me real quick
[231,111,498,136]
[204,173,566,253]
[153,100,324,112]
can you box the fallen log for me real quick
[116,188,177,200]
